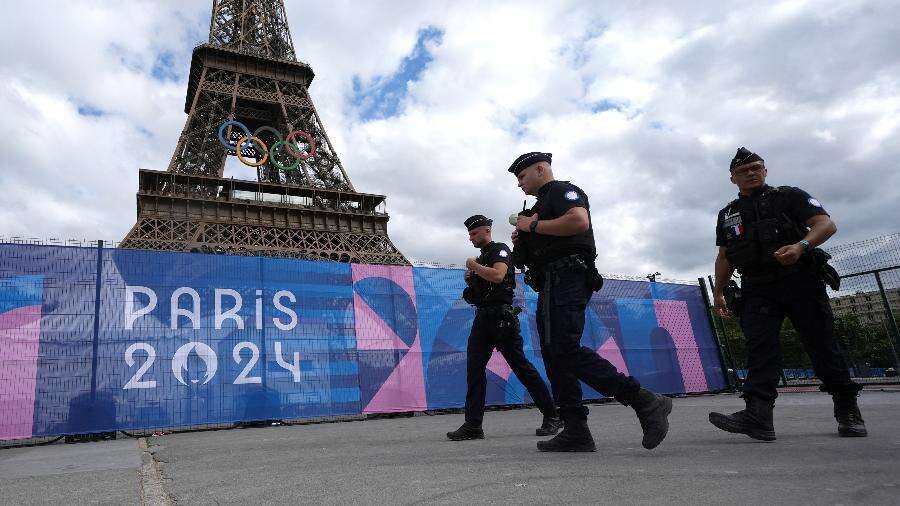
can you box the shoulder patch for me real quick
[808,197,822,208]
[498,250,508,258]
[564,190,579,201]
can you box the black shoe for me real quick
[833,394,868,437]
[626,389,673,449]
[535,416,564,436]
[709,396,776,441]
[447,423,484,441]
[536,420,596,452]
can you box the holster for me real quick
[810,248,840,291]
[723,280,743,317]
[586,261,604,292]
[476,304,522,330]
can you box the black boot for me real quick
[621,388,673,450]
[536,418,596,452]
[832,394,867,437]
[535,416,564,436]
[446,422,484,441]
[709,396,776,441]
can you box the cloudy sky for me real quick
[1,0,898,280]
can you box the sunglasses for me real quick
[731,162,765,177]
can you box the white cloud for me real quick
[1,0,898,280]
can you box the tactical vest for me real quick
[722,186,806,280]
[471,244,515,306]
[521,181,596,268]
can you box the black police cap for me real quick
[730,147,764,170]
[508,152,552,176]
[464,214,493,231]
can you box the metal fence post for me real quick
[259,254,268,387]
[699,277,735,390]
[708,275,742,383]
[90,240,103,403]
[874,271,900,369]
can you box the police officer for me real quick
[709,147,866,440]
[509,152,672,452]
[446,214,563,441]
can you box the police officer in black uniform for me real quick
[509,152,673,452]
[709,147,866,440]
[446,214,563,441]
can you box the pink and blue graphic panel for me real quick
[416,268,547,409]
[0,275,43,440]
[353,264,426,413]
[0,243,724,440]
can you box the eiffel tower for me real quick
[120,0,408,265]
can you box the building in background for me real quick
[831,288,900,326]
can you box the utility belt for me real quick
[544,253,587,272]
[524,254,604,293]
[741,252,841,291]
[475,304,522,328]
[727,249,840,317]
[726,213,839,290]
[724,270,804,317]
[739,263,803,285]
[739,248,839,290]
[463,284,513,307]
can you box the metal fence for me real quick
[2,239,723,447]
[702,233,900,389]
[0,236,700,287]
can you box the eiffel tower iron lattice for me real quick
[120,0,408,265]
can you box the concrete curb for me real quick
[138,438,174,506]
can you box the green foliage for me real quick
[713,311,898,371]
[833,314,898,369]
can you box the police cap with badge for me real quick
[508,152,552,176]
[462,214,509,306]
[506,151,552,229]
[464,214,493,231]
[730,147,764,170]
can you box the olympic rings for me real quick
[235,136,269,167]
[270,141,301,172]
[253,126,282,143]
[217,120,317,170]
[217,120,251,151]
[284,130,316,160]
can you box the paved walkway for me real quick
[2,390,899,504]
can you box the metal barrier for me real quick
[701,233,900,390]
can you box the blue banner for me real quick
[0,244,724,439]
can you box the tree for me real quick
[716,311,898,374]
[834,314,898,370]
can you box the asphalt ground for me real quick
[2,390,899,505]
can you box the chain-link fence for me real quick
[703,233,900,389]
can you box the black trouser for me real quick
[464,306,558,426]
[536,257,640,422]
[740,269,862,401]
